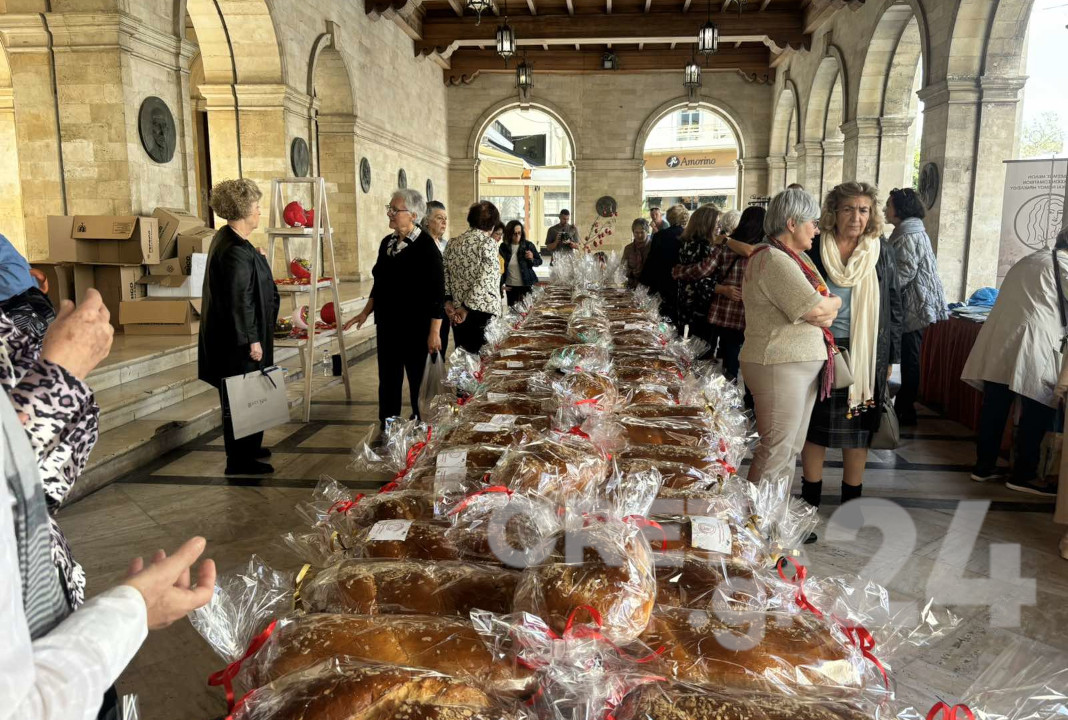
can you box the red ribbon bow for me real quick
[842,625,890,689]
[776,556,824,618]
[378,481,399,494]
[457,395,472,406]
[448,485,513,516]
[623,515,667,551]
[208,620,277,713]
[574,398,600,406]
[327,494,365,515]
[390,427,433,482]
[926,703,975,720]
[716,458,737,475]
[567,425,591,440]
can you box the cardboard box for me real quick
[120,298,201,335]
[177,227,214,274]
[47,215,159,265]
[152,208,204,261]
[70,264,146,331]
[145,257,185,276]
[29,262,75,308]
[144,253,206,298]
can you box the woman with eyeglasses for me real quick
[884,188,947,426]
[354,189,445,428]
[740,188,842,486]
[799,182,902,527]
[499,220,542,307]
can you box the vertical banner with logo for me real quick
[998,158,1067,282]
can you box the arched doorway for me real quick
[476,107,575,245]
[853,5,924,189]
[309,40,359,278]
[768,83,800,193]
[0,36,27,256]
[641,106,742,211]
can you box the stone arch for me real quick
[946,0,1034,79]
[805,56,843,143]
[856,4,920,120]
[803,56,847,199]
[769,81,800,157]
[468,97,580,162]
[308,37,360,278]
[633,98,749,209]
[0,36,26,255]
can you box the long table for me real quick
[918,316,985,431]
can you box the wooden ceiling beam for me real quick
[526,0,537,13]
[565,0,574,13]
[417,8,808,54]
[444,44,776,84]
[445,0,464,16]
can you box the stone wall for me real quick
[446,71,773,252]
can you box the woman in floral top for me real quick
[443,201,504,353]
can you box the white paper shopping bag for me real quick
[224,366,289,439]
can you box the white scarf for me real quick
[820,230,881,410]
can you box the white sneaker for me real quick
[1060,533,1068,561]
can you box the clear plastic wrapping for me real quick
[297,558,519,617]
[551,371,620,415]
[490,434,610,509]
[350,417,435,484]
[513,517,657,644]
[545,343,615,375]
[616,681,873,720]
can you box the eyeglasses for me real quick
[385,205,410,216]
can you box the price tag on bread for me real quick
[487,392,509,402]
[506,361,524,369]
[367,519,413,542]
[500,349,520,357]
[437,449,468,468]
[490,414,518,427]
[690,516,732,555]
[624,322,644,330]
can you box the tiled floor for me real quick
[57,354,1068,719]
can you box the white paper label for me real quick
[643,384,669,395]
[473,422,507,433]
[659,354,675,362]
[368,519,412,542]
[506,361,524,368]
[490,414,518,426]
[500,349,520,357]
[486,392,509,402]
[691,517,732,555]
[624,322,643,330]
[434,466,466,483]
[436,449,468,468]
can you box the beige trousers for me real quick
[1058,437,1068,524]
[742,359,825,484]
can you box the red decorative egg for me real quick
[283,201,307,227]
[320,302,336,324]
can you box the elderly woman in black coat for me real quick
[198,179,280,476]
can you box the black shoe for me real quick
[255,447,272,459]
[225,460,274,475]
[804,532,818,544]
[1004,478,1057,497]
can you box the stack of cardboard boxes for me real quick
[32,208,215,335]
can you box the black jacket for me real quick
[198,225,280,388]
[370,231,445,334]
[639,225,685,324]
[499,240,543,288]
[808,234,903,422]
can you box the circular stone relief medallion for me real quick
[290,138,310,177]
[595,195,618,218]
[918,162,940,209]
[138,97,176,164]
[360,158,372,193]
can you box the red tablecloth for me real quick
[919,316,985,431]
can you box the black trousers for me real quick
[452,309,494,354]
[707,324,745,380]
[975,381,1056,481]
[218,384,264,463]
[895,328,925,420]
[97,686,118,720]
[439,320,450,359]
[505,286,532,307]
[377,325,427,423]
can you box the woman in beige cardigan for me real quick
[741,188,842,484]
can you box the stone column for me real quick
[197,84,243,188]
[784,157,799,189]
[877,116,915,191]
[794,141,824,195]
[738,157,768,206]
[918,79,983,301]
[0,86,28,254]
[0,15,66,260]
[317,113,360,279]
[765,156,786,195]
[841,118,881,184]
[820,139,844,199]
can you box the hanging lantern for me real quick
[516,58,534,91]
[496,20,516,63]
[466,0,492,24]
[697,20,719,55]
[683,57,701,89]
[602,51,619,70]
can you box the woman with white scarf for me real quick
[799,182,902,516]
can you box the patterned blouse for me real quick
[1,312,99,607]
[443,227,503,316]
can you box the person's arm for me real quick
[756,251,836,324]
[801,295,842,327]
[545,228,561,252]
[354,297,374,329]
[672,253,718,283]
[885,245,904,365]
[529,242,543,267]
[221,247,258,346]
[725,238,757,258]
[893,233,921,287]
